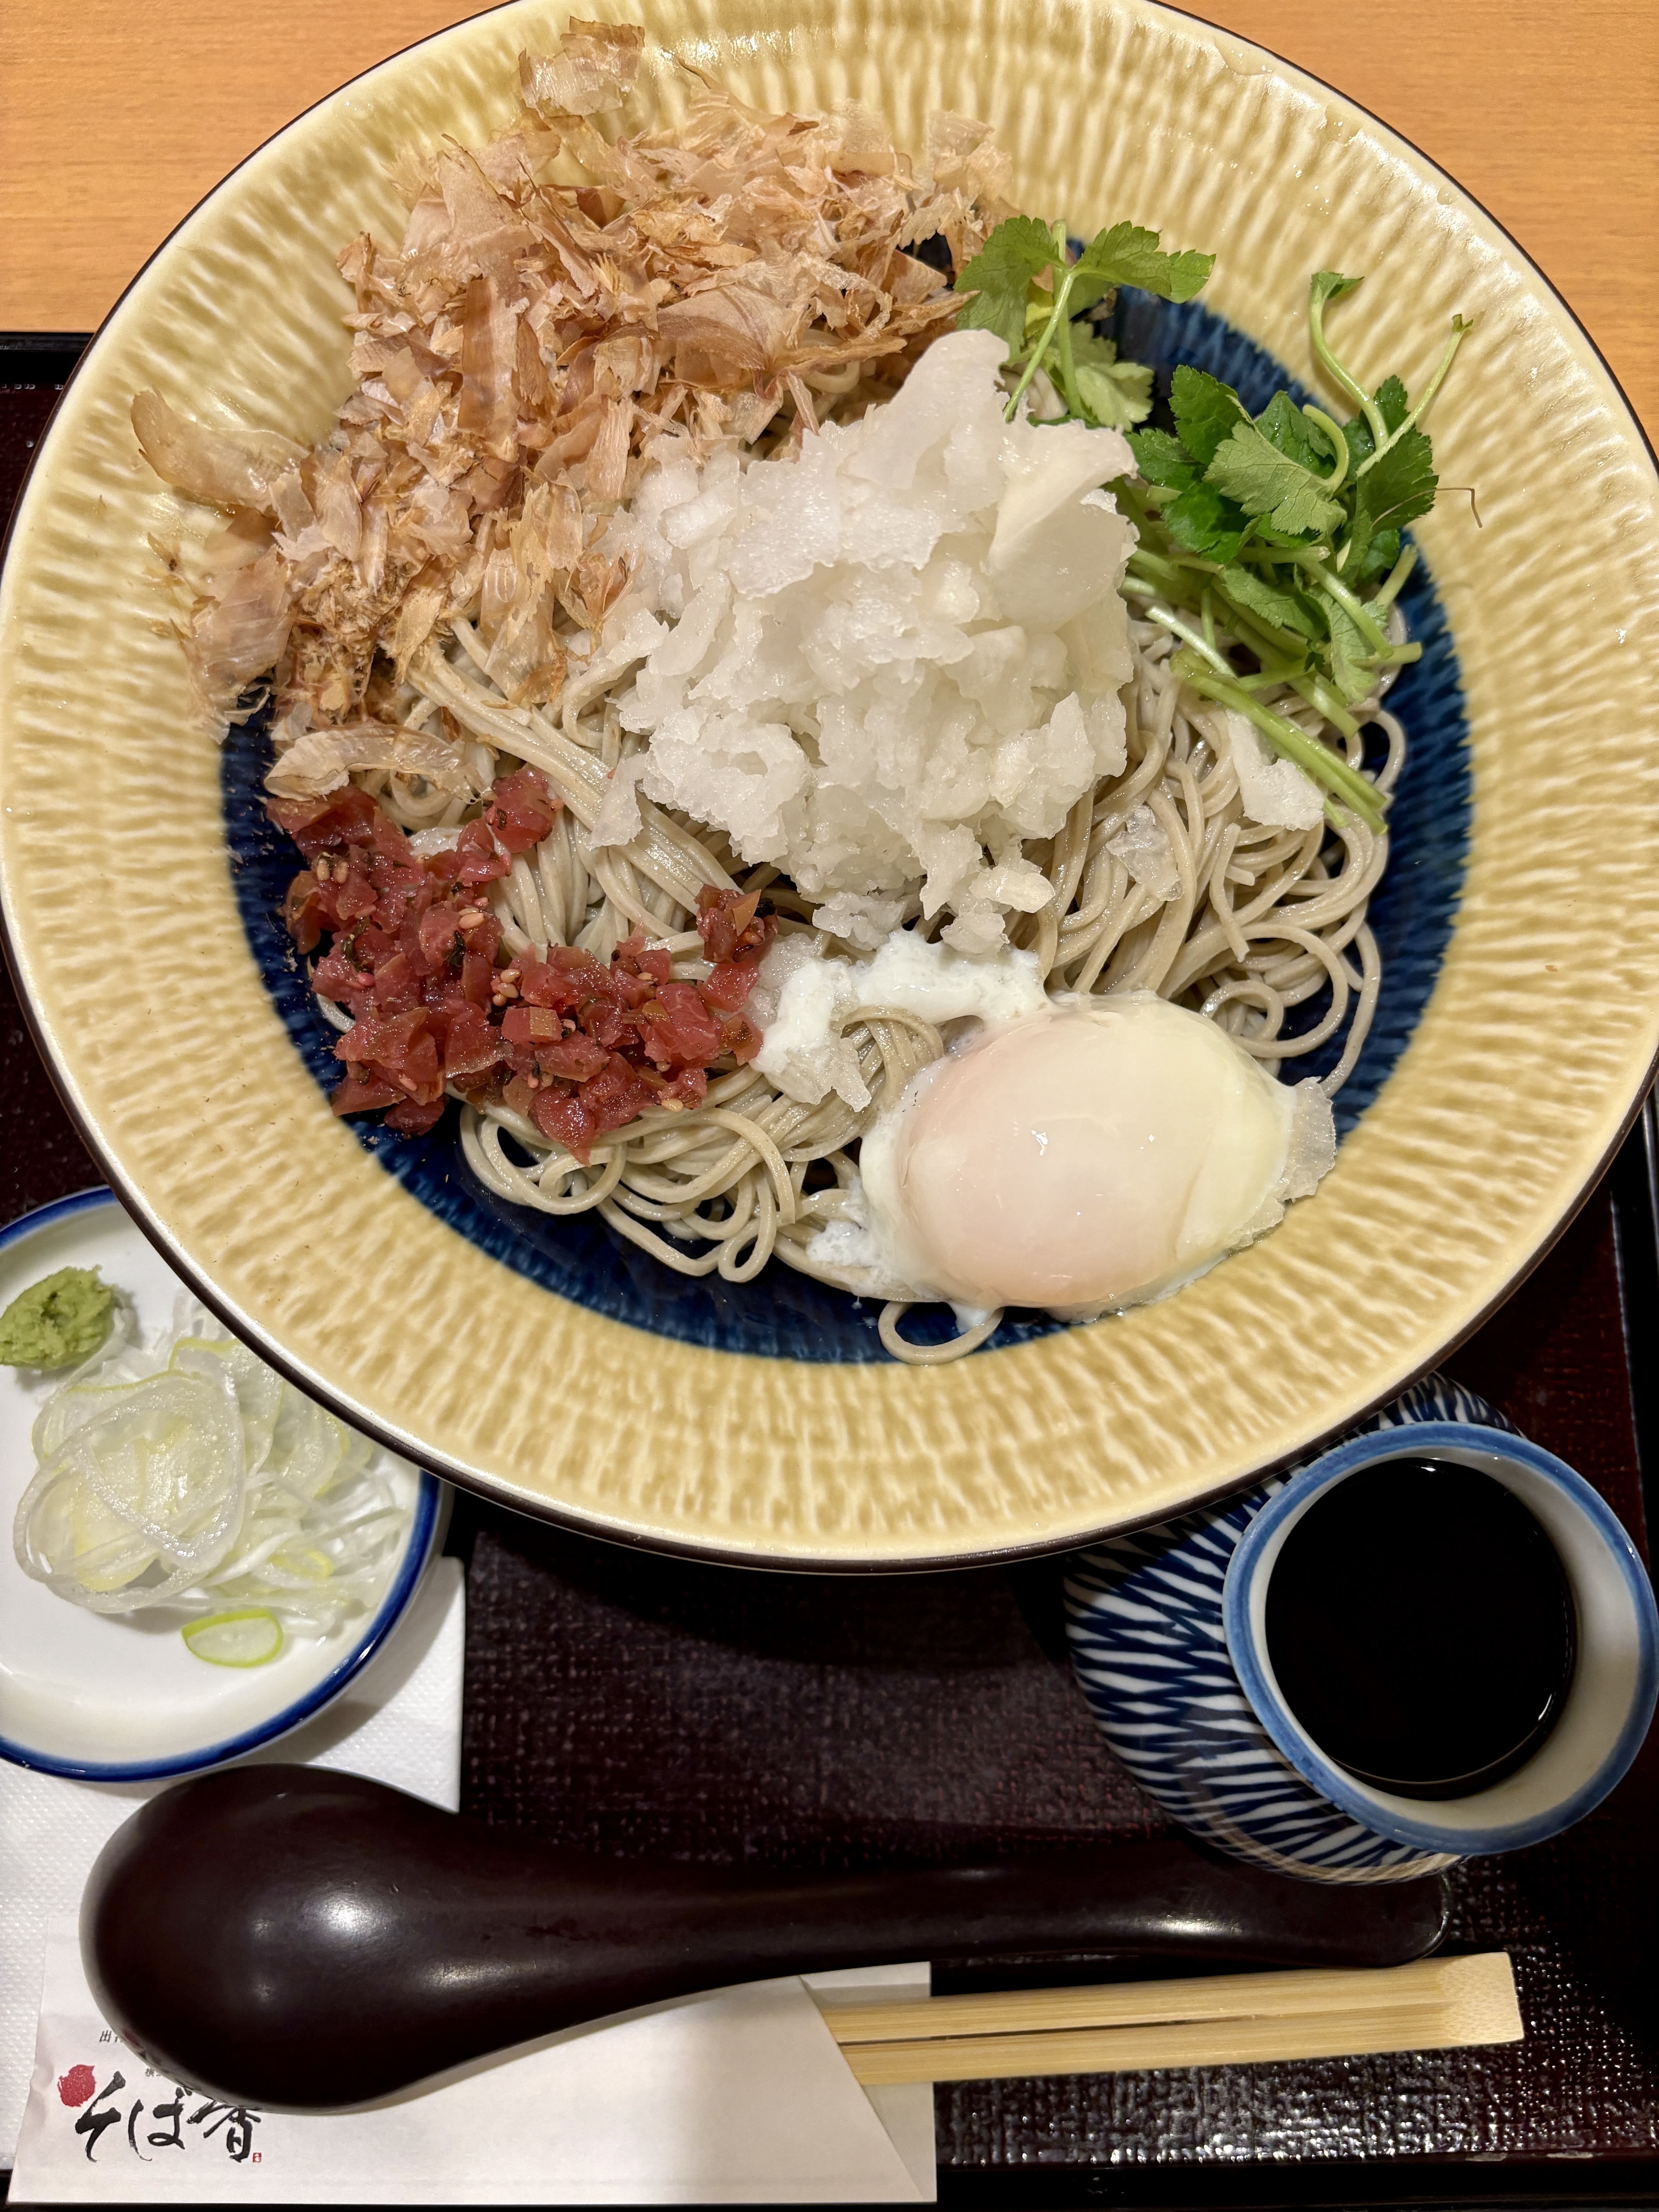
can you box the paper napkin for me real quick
[5,1549,936,2202]
[0,1557,465,2166]
[11,1936,933,2204]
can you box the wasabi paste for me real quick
[0,1267,115,1370]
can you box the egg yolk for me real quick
[859,995,1294,1316]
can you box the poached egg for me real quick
[844,992,1333,1319]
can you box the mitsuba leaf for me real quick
[1170,364,1247,469]
[1125,427,1197,489]
[1341,495,1377,581]
[1068,222,1215,314]
[1076,357,1154,426]
[1341,376,1411,470]
[1205,420,1346,537]
[954,216,1061,353]
[1310,270,1365,311]
[1068,323,1154,422]
[1070,324,1121,368]
[1163,479,1248,562]
[1217,563,1322,641]
[1341,412,1376,469]
[1255,391,1334,472]
[1349,522,1402,587]
[1374,374,1410,434]
[1360,424,1438,534]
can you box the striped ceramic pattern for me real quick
[2,0,1657,1562]
[1065,1374,1519,1881]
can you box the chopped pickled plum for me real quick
[530,1085,598,1159]
[696,886,776,965]
[583,1054,658,1133]
[638,982,722,1068]
[441,1004,502,1077]
[276,783,776,1146]
[538,1034,610,1082]
[331,1072,401,1115]
[484,765,560,853]
[283,871,325,954]
[383,1095,446,1135]
[268,786,380,859]
[701,959,760,1012]
[453,819,511,886]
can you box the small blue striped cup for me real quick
[1065,1376,1659,1884]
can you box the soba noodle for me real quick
[325,601,1398,1362]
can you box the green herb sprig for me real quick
[954,218,1214,428]
[956,222,1472,831]
[1116,273,1470,830]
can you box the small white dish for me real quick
[0,1188,444,1781]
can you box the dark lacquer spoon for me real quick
[83,1766,1449,2110]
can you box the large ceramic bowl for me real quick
[2,0,1657,1567]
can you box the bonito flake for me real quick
[129,18,1012,752]
[601,331,1135,954]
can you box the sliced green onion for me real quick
[182,1609,284,1668]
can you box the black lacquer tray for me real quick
[5,342,1659,2209]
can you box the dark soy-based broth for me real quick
[1263,1458,1577,1800]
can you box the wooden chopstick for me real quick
[822,1953,1522,2088]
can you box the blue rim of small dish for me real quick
[0,1187,444,1783]
[1221,1420,1659,1855]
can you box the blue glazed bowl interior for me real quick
[1223,1422,1659,1858]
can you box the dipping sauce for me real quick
[1264,1458,1577,1800]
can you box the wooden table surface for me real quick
[2,0,1655,434]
